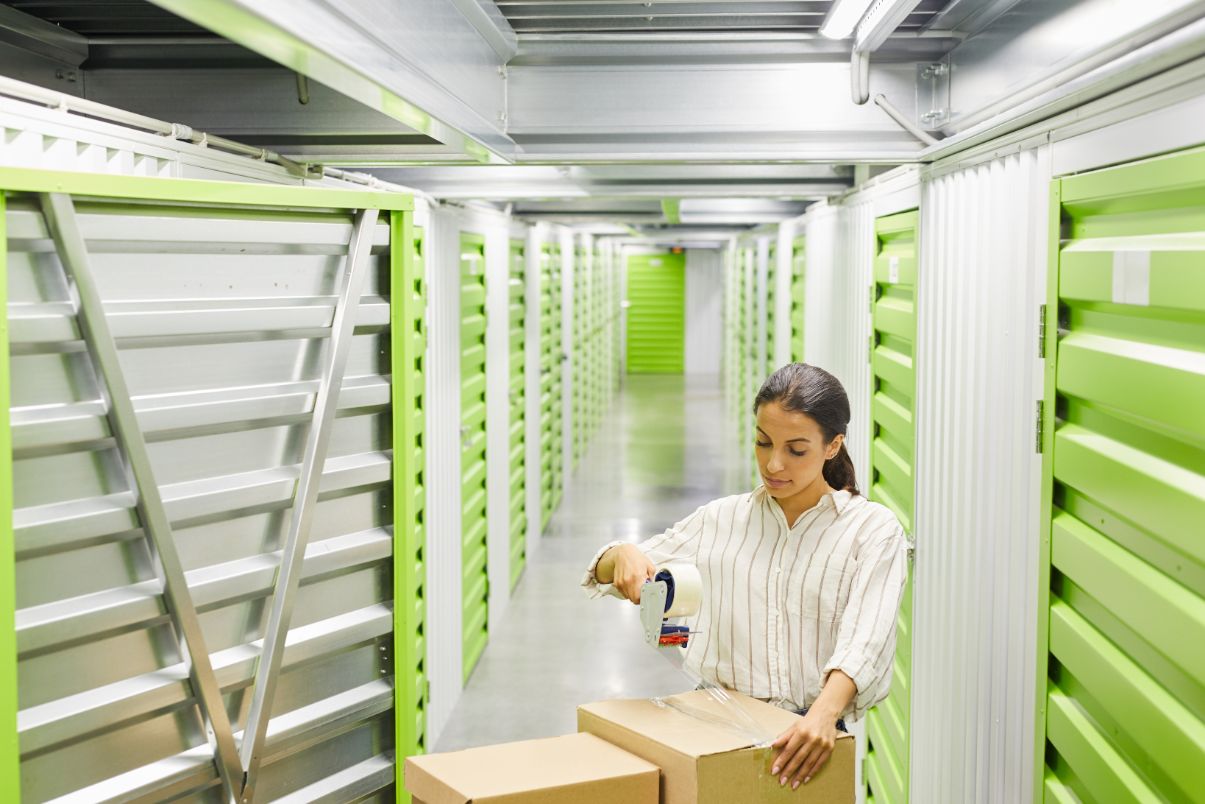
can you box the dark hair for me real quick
[753,363,859,495]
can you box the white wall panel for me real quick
[803,203,873,492]
[800,198,875,804]
[910,148,1050,804]
[423,205,463,747]
[685,248,723,376]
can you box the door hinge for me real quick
[1035,400,1045,454]
[1038,304,1047,359]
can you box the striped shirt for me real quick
[582,487,908,720]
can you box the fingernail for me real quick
[804,776,811,784]
[771,766,779,775]
[780,776,787,786]
[793,781,800,790]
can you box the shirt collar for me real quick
[757,485,854,524]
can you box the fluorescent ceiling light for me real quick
[819,0,876,40]
[855,0,924,52]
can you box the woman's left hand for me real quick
[769,708,840,790]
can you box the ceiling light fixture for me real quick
[818,0,876,40]
[855,0,924,52]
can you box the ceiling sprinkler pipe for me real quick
[851,49,870,105]
[874,94,940,146]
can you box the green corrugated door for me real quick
[767,243,777,375]
[394,221,428,766]
[626,252,685,373]
[742,242,751,400]
[791,236,806,363]
[459,232,488,681]
[540,244,564,525]
[573,247,586,466]
[508,239,527,591]
[865,209,918,804]
[1039,148,1204,803]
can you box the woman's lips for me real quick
[764,477,791,489]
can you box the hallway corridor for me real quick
[435,373,748,750]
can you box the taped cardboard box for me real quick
[403,731,660,804]
[578,690,854,804]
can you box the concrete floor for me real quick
[435,373,748,750]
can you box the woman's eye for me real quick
[756,441,771,448]
[789,449,807,457]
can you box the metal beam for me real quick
[506,58,925,161]
[148,0,515,162]
[38,193,244,802]
[367,164,853,197]
[0,5,88,67]
[237,208,379,801]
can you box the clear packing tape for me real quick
[641,563,777,748]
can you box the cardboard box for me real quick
[403,731,660,804]
[578,690,854,804]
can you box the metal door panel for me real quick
[1041,148,1204,803]
[791,236,806,363]
[865,209,918,804]
[6,184,409,802]
[626,252,685,374]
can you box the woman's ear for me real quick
[825,434,844,461]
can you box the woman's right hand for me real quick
[602,544,658,604]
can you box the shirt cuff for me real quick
[822,650,876,719]
[581,540,627,599]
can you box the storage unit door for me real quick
[1041,148,1204,803]
[5,184,407,803]
[865,209,918,804]
[396,222,429,762]
[791,236,806,363]
[625,252,685,373]
[459,232,488,682]
[539,246,555,529]
[573,248,586,466]
[767,243,777,375]
[508,239,527,590]
[550,245,564,510]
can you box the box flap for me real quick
[403,732,658,803]
[578,690,816,759]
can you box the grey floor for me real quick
[435,373,748,751]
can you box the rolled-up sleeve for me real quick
[822,523,909,719]
[581,505,708,599]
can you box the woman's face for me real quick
[755,401,843,500]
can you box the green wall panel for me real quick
[791,236,806,363]
[508,240,527,591]
[1039,147,1205,804]
[0,193,15,804]
[865,209,918,804]
[459,232,489,682]
[393,219,428,776]
[539,244,564,526]
[626,252,685,374]
[767,243,777,376]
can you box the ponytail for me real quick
[823,442,859,495]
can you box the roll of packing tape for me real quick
[656,563,702,618]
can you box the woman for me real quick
[582,363,907,790]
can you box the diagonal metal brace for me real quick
[238,208,380,801]
[39,193,244,801]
